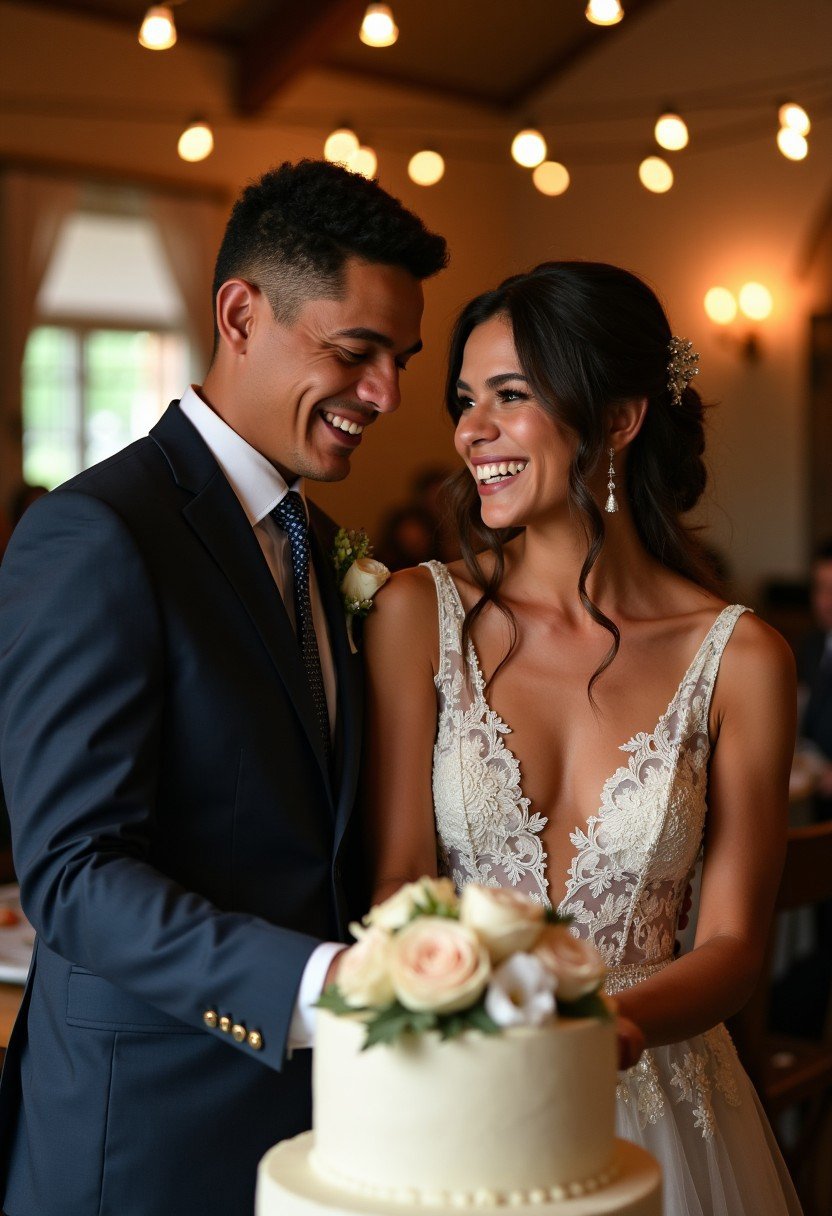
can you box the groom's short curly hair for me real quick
[212,159,448,329]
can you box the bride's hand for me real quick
[616,1014,645,1070]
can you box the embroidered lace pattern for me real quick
[424,559,748,1140]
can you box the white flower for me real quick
[363,877,458,933]
[341,557,390,606]
[484,953,557,1028]
[533,925,606,1002]
[459,883,546,962]
[389,916,491,1014]
[338,927,395,1009]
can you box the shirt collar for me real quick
[178,386,305,527]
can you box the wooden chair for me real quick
[729,820,832,1215]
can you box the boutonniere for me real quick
[332,528,390,654]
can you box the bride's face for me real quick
[454,315,576,531]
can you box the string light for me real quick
[638,156,673,193]
[654,111,689,151]
[177,119,213,162]
[408,150,445,186]
[585,0,624,26]
[511,129,547,168]
[359,4,398,47]
[776,126,808,160]
[738,282,773,321]
[324,128,360,163]
[138,5,177,50]
[778,102,810,136]
[532,161,570,196]
[346,146,378,178]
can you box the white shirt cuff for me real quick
[288,942,346,1050]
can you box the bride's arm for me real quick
[361,566,442,906]
[613,612,797,1049]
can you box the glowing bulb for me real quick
[778,102,810,136]
[654,112,689,151]
[408,150,445,187]
[638,156,673,193]
[359,4,398,47]
[511,129,547,168]
[347,146,378,178]
[703,287,738,326]
[324,128,360,163]
[532,161,570,196]
[177,121,214,163]
[738,282,772,321]
[777,126,808,161]
[585,0,624,25]
[138,5,177,50]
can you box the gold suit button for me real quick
[247,1029,263,1050]
[203,1010,218,1029]
[231,1023,247,1043]
[219,1015,232,1034]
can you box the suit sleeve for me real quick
[0,489,320,1071]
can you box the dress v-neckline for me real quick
[437,565,738,910]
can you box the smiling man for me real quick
[0,160,447,1216]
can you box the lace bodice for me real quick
[426,560,749,972]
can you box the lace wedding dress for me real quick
[424,560,802,1216]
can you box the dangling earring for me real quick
[605,447,619,514]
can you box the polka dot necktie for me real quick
[271,491,331,761]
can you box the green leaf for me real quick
[545,907,574,927]
[361,1002,438,1049]
[316,985,361,1015]
[557,990,611,1021]
[465,1002,502,1036]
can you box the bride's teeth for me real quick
[499,462,508,475]
[475,460,528,483]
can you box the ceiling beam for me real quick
[235,0,368,115]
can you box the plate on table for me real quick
[0,884,34,983]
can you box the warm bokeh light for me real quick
[703,287,738,325]
[138,5,177,50]
[585,0,624,25]
[654,112,689,151]
[511,129,547,168]
[324,128,360,163]
[638,156,673,193]
[177,121,214,163]
[738,282,773,321]
[347,146,378,178]
[408,150,445,186]
[778,102,810,136]
[359,4,399,47]
[532,161,570,196]
[777,126,808,161]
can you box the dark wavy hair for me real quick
[444,260,718,696]
[212,159,448,338]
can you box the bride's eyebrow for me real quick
[456,373,529,391]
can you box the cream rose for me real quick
[533,925,606,1002]
[341,557,390,604]
[389,916,491,1014]
[459,884,546,962]
[337,927,396,1009]
[363,877,458,933]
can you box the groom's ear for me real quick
[215,279,259,355]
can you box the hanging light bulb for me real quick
[777,126,808,161]
[654,111,689,151]
[704,287,738,325]
[324,127,360,163]
[778,102,810,136]
[585,0,624,26]
[347,146,378,178]
[511,128,547,168]
[408,150,445,186]
[532,161,570,196]
[359,4,399,47]
[638,156,673,193]
[177,119,214,163]
[738,282,773,321]
[139,4,177,50]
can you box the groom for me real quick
[0,160,447,1216]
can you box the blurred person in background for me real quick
[796,538,832,818]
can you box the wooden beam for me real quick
[235,0,367,116]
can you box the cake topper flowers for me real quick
[318,879,609,1048]
[331,528,390,653]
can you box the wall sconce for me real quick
[703,282,773,361]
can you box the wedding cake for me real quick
[256,880,661,1215]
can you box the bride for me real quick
[362,262,802,1215]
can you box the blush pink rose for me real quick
[533,925,606,1002]
[389,916,491,1014]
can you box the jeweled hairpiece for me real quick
[667,336,699,407]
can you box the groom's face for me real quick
[240,256,424,483]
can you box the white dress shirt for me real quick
[179,386,344,1048]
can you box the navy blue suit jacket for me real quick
[0,403,365,1215]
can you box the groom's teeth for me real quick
[324,412,364,435]
[475,460,528,483]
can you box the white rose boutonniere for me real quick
[332,527,390,653]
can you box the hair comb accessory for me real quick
[667,336,699,407]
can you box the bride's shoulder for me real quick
[714,607,796,715]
